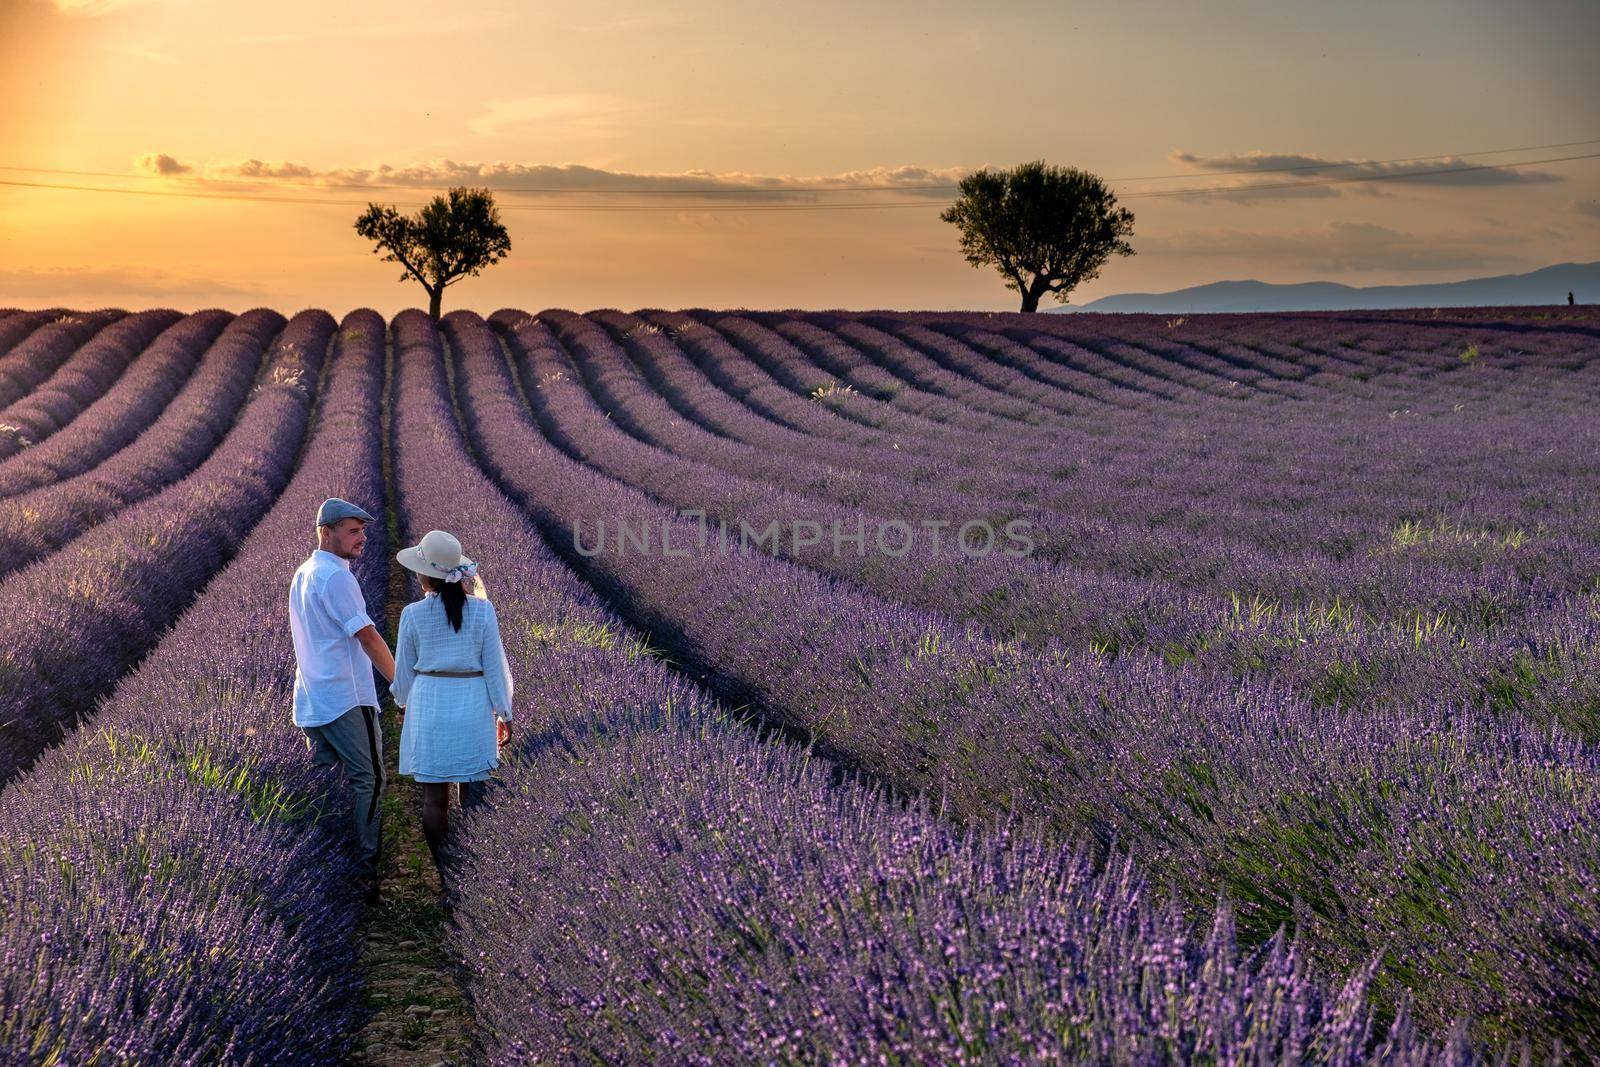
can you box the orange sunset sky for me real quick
[2,0,1597,313]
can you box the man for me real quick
[289,497,396,906]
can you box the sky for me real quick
[1,0,1597,313]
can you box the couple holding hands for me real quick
[287,497,514,905]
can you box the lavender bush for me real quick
[0,310,128,412]
[0,304,1590,1060]
[491,310,1599,739]
[452,308,1598,1052]
[459,712,1492,1065]
[0,309,125,410]
[0,309,234,499]
[388,310,1478,1064]
[0,309,387,1065]
[0,311,330,784]
[0,308,286,577]
[0,309,71,361]
[0,309,181,459]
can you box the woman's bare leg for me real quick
[420,782,450,871]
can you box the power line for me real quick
[1,136,1597,195]
[1,150,1596,211]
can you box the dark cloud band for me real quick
[131,154,970,202]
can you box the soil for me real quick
[352,369,475,1067]
[345,699,475,1067]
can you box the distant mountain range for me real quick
[1053,261,1600,313]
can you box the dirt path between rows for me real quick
[347,697,473,1066]
[351,339,473,1066]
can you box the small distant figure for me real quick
[1569,292,1576,306]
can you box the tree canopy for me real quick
[354,186,511,320]
[940,161,1135,312]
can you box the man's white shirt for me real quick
[289,549,378,728]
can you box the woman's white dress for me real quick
[393,592,514,783]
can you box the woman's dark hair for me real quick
[419,574,468,631]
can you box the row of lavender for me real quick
[0,308,82,356]
[773,308,1600,669]
[384,311,1473,1063]
[0,303,1587,1062]
[505,309,1599,740]
[0,310,179,460]
[922,310,1599,408]
[0,310,235,500]
[0,309,123,410]
[0,309,68,366]
[720,311,1595,596]
[0,310,283,576]
[451,308,1597,1053]
[582,306,1598,630]
[655,303,1600,561]
[0,311,326,784]
[695,309,1599,636]
[665,308,1598,606]
[0,311,387,1064]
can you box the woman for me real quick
[391,528,514,871]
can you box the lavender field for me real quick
[0,303,1596,1064]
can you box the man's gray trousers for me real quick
[303,704,384,879]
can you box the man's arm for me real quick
[324,569,393,684]
[355,624,396,684]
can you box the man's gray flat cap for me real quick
[317,497,376,526]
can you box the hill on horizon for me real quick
[1055,261,1600,314]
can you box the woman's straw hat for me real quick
[397,529,479,583]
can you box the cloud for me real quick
[134,152,191,175]
[224,158,315,179]
[0,265,268,303]
[136,152,326,186]
[1577,199,1600,221]
[1164,148,1563,201]
[1138,221,1527,273]
[129,152,971,203]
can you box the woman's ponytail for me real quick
[421,574,470,631]
[439,579,467,632]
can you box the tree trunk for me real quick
[1018,275,1054,313]
[428,287,443,322]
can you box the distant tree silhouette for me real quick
[1569,291,1576,306]
[354,187,511,321]
[940,161,1135,312]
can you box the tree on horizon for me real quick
[941,161,1135,312]
[354,187,511,321]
